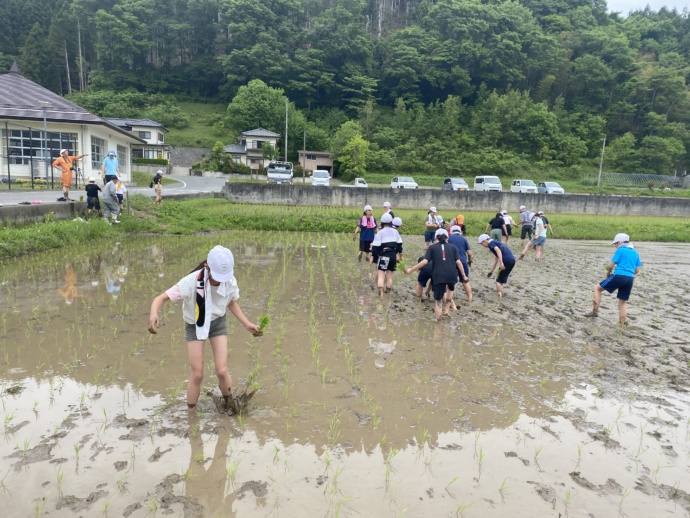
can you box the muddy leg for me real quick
[210,335,233,406]
[385,271,393,292]
[464,281,473,303]
[434,299,443,321]
[186,340,205,407]
[495,281,504,298]
[535,245,542,261]
[618,299,627,325]
[585,285,603,317]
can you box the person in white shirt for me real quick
[519,213,547,261]
[501,210,516,244]
[147,246,259,413]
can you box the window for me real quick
[143,148,159,159]
[117,145,127,175]
[2,130,78,165]
[91,137,106,168]
[157,132,164,142]
[138,131,151,139]
[306,154,317,160]
[232,156,241,164]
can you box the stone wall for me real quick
[222,183,690,217]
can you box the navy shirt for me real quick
[448,234,471,262]
[488,240,515,262]
[85,184,101,198]
[357,216,377,241]
[424,241,461,284]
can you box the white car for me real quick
[510,179,538,193]
[473,175,503,192]
[311,170,330,187]
[538,181,565,194]
[391,176,418,189]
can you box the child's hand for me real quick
[246,322,260,335]
[148,315,159,334]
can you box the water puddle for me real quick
[1,233,689,516]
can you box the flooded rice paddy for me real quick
[0,231,689,517]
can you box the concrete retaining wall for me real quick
[223,183,690,217]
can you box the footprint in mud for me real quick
[570,472,622,494]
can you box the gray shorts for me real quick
[530,236,546,247]
[185,316,229,341]
[489,228,503,241]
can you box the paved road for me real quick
[0,174,227,205]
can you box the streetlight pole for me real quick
[597,136,606,188]
[38,101,52,186]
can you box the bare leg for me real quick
[385,271,393,291]
[186,340,205,407]
[495,282,504,298]
[535,245,543,261]
[618,299,627,325]
[463,281,473,303]
[376,270,385,296]
[415,283,423,300]
[520,242,533,259]
[585,285,603,317]
[357,251,363,262]
[434,299,442,321]
[210,335,233,397]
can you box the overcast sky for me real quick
[607,0,688,15]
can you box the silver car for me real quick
[537,181,565,194]
[442,178,470,191]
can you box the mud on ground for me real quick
[0,233,688,517]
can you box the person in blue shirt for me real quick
[477,233,516,298]
[585,233,642,325]
[101,150,120,184]
[353,205,377,262]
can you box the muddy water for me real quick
[1,233,689,517]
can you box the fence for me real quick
[582,172,684,189]
[0,120,84,190]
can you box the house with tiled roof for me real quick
[0,63,143,186]
[224,128,281,170]
[105,118,171,162]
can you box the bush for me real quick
[647,180,655,190]
[133,158,169,166]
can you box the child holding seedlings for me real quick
[371,213,403,296]
[84,177,102,216]
[585,233,642,326]
[353,204,377,262]
[415,255,433,301]
[424,207,443,249]
[477,234,516,298]
[147,246,259,413]
[405,229,469,321]
[448,225,473,303]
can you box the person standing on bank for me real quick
[585,233,642,326]
[101,150,120,184]
[353,205,377,262]
[85,177,102,217]
[425,207,443,249]
[405,229,469,321]
[153,169,164,206]
[477,234,516,298]
[148,246,260,412]
[102,176,121,224]
[52,149,89,201]
[371,213,403,296]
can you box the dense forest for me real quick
[2,0,690,178]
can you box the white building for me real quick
[0,63,143,186]
[105,118,171,161]
[224,128,281,170]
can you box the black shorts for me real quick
[520,225,533,239]
[104,174,116,184]
[418,271,431,287]
[359,240,372,252]
[457,262,470,283]
[433,282,455,301]
[496,260,515,284]
[87,196,100,210]
[376,254,397,272]
[505,224,512,236]
[600,275,634,301]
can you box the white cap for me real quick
[429,206,437,212]
[612,233,629,244]
[435,228,448,239]
[450,225,462,233]
[501,210,508,215]
[538,211,544,215]
[381,213,393,224]
[156,169,164,175]
[88,177,95,182]
[478,234,490,244]
[383,201,391,208]
[207,246,234,282]
[364,205,372,211]
[392,217,402,227]
[519,205,526,211]
[60,149,68,154]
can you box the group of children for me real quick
[84,175,127,224]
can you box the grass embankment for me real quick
[165,102,227,148]
[1,198,686,259]
[131,171,178,187]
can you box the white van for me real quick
[474,176,503,192]
[311,170,330,187]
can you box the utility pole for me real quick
[39,101,52,186]
[597,136,606,188]
[302,128,306,184]
[64,42,72,95]
[284,98,288,162]
[78,21,85,91]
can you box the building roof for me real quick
[241,127,280,138]
[298,150,334,156]
[224,143,246,154]
[105,117,168,131]
[0,64,144,143]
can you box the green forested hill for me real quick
[2,0,689,179]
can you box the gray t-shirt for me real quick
[519,211,534,226]
[103,181,118,202]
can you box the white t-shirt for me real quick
[166,270,239,324]
[503,215,515,226]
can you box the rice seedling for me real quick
[33,496,46,518]
[455,501,473,517]
[226,460,241,486]
[564,489,573,517]
[145,497,159,515]
[498,478,509,504]
[327,408,342,447]
[618,489,629,517]
[534,444,543,470]
[476,447,485,481]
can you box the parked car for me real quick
[339,177,368,188]
[266,161,293,184]
[510,179,538,193]
[442,178,470,191]
[310,170,330,187]
[473,175,503,192]
[391,176,418,189]
[537,181,565,194]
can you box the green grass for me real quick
[131,171,178,188]
[1,194,685,259]
[165,101,228,148]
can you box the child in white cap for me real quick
[585,233,642,325]
[353,205,377,262]
[84,177,102,216]
[424,207,443,249]
[406,228,468,321]
[371,213,403,296]
[148,246,260,413]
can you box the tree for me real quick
[338,134,369,179]
[226,80,287,134]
